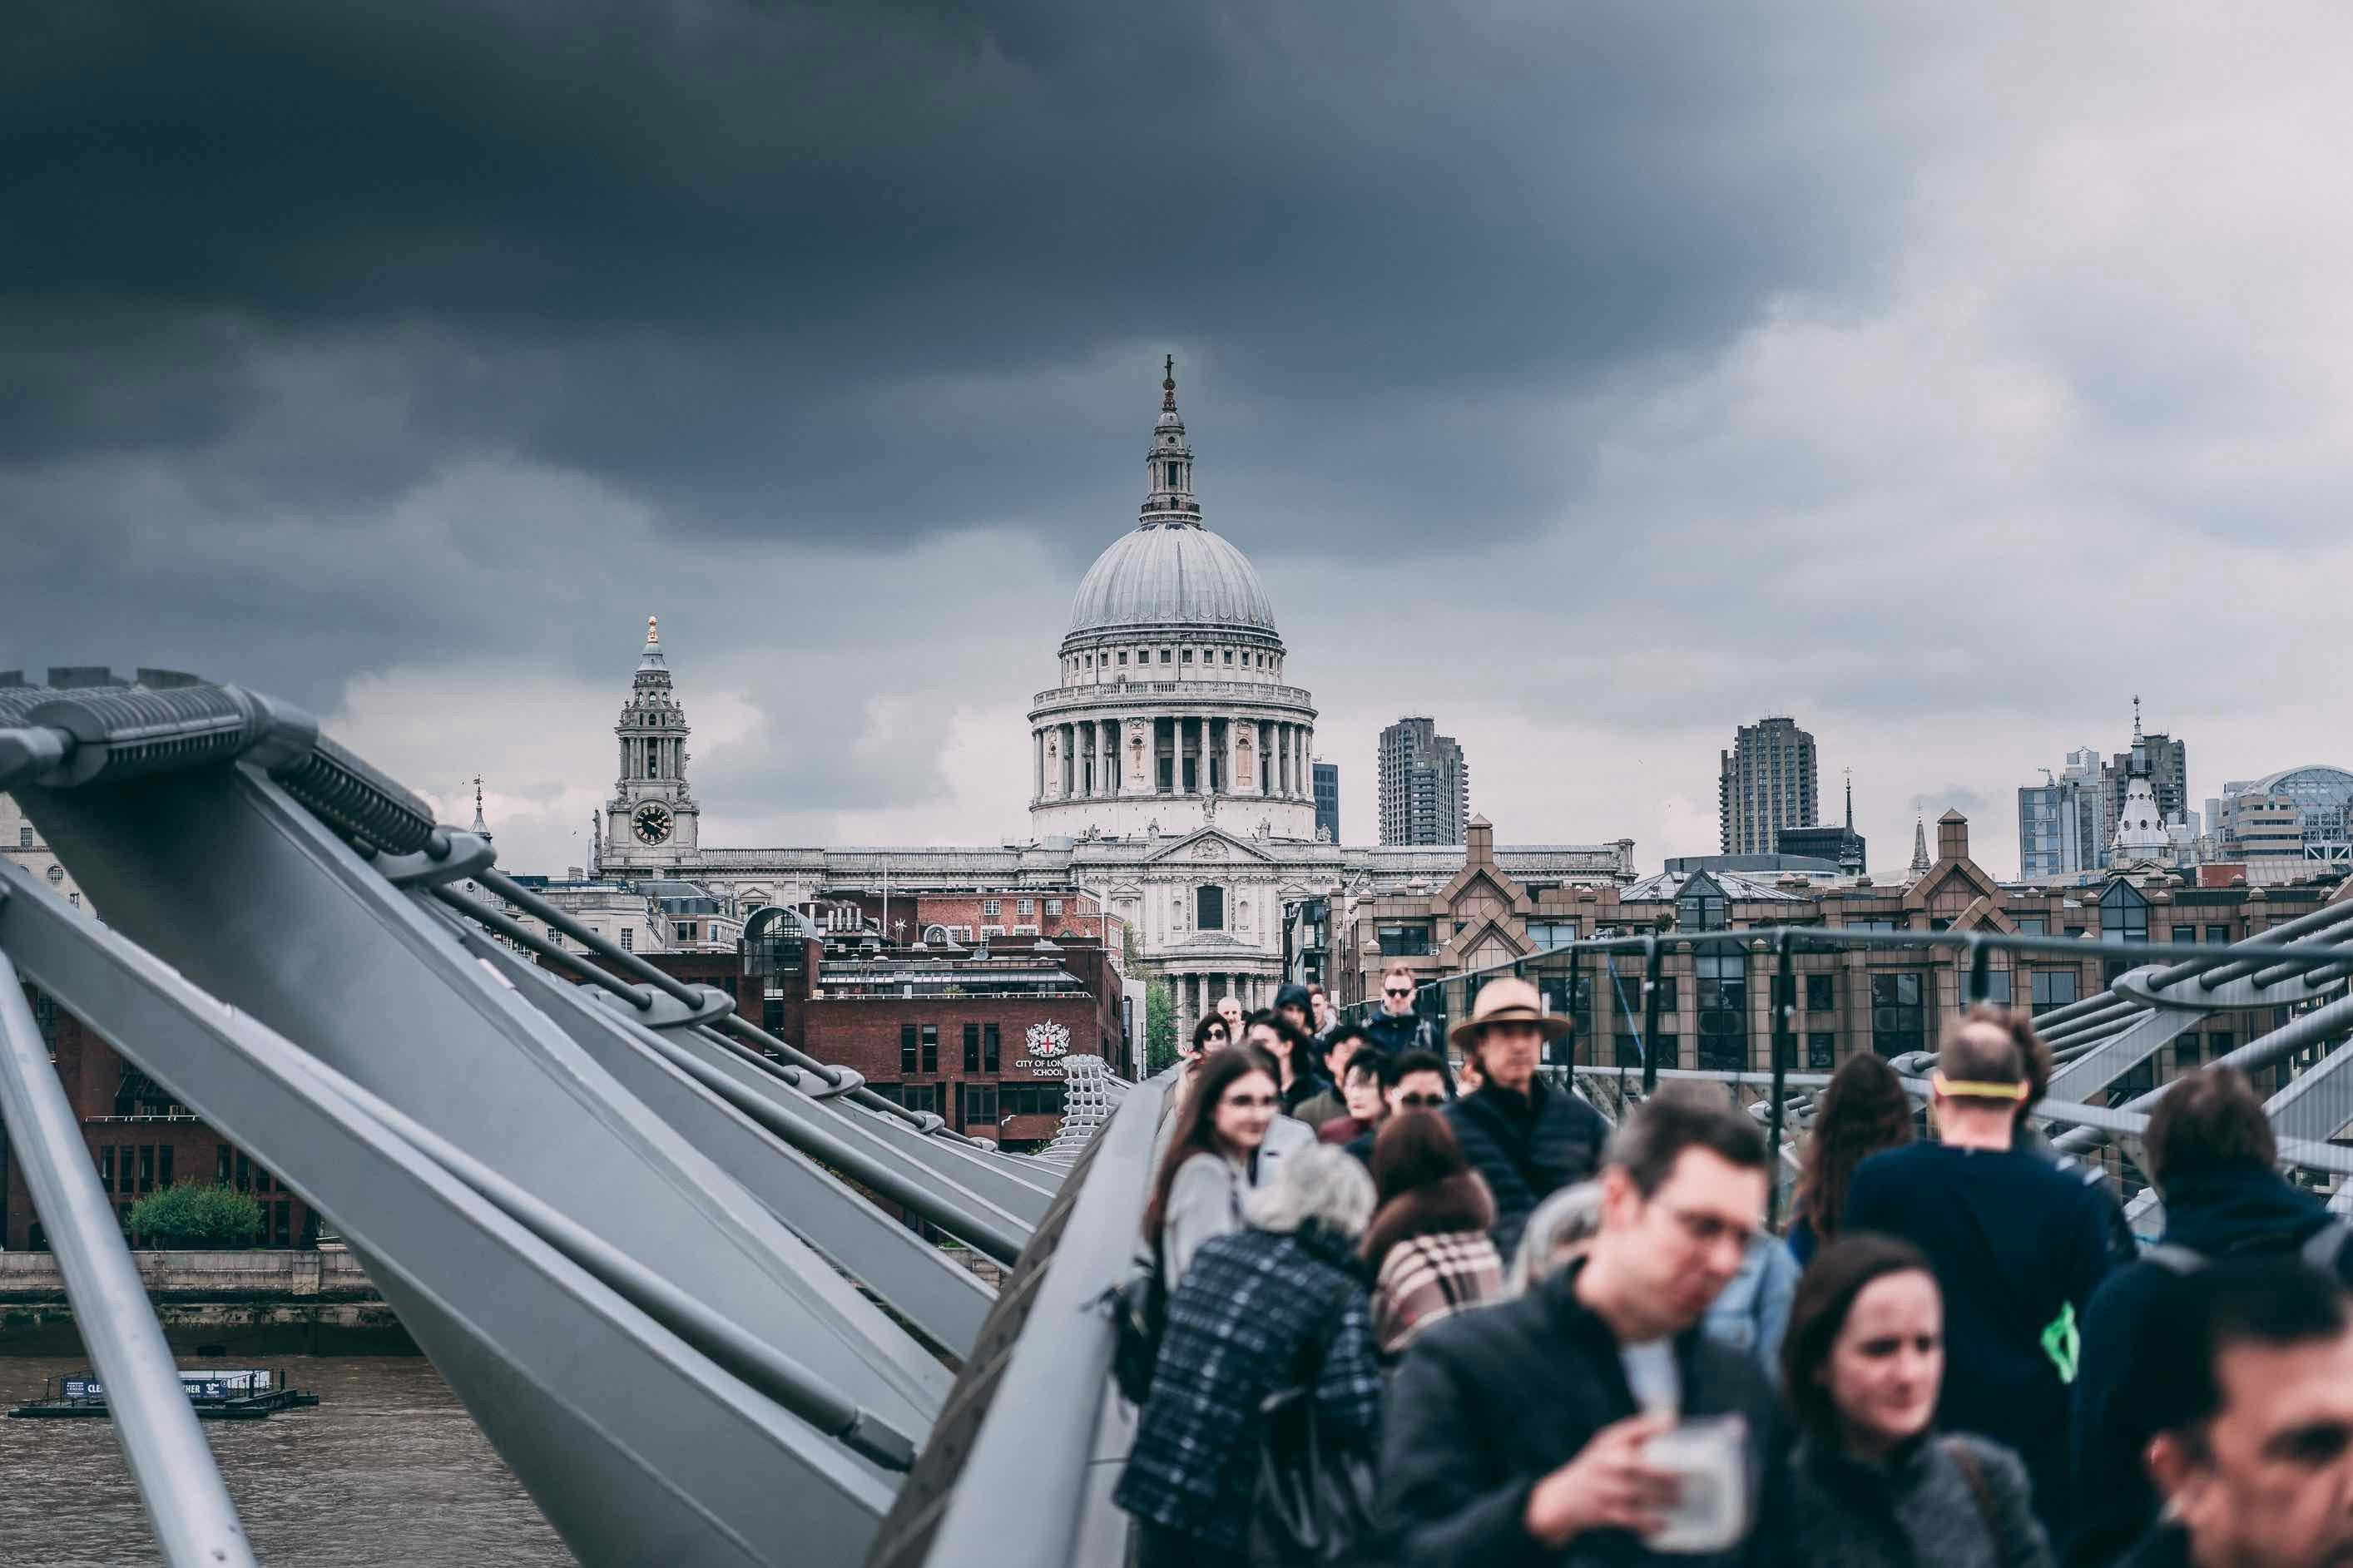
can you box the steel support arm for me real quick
[0,941,256,1568]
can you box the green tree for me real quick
[1145,977,1178,1075]
[128,1181,263,1249]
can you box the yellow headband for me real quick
[1932,1070,2026,1102]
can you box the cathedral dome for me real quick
[1067,520,1277,639]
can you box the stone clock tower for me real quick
[604,616,699,870]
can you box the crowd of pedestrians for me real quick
[1116,983,2353,1567]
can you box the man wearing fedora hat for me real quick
[1440,976,1608,1264]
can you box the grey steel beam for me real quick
[2043,1006,2196,1102]
[442,912,1003,1353]
[2056,991,2353,1157]
[2264,1039,2353,1145]
[0,858,897,1565]
[0,942,256,1568]
[16,764,949,1429]
[921,1071,1172,1568]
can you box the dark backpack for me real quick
[2144,1219,2353,1278]
[1102,1246,1168,1407]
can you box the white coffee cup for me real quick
[1639,1412,1750,1555]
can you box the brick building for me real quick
[1331,811,2352,1101]
[2,982,315,1251]
[592,909,1127,1151]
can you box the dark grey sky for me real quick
[7,3,2350,875]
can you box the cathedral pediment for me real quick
[1141,826,1276,867]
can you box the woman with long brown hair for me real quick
[1360,1110,1502,1358]
[1791,1051,1915,1265]
[1141,1046,1311,1285]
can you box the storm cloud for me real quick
[5,2,2351,875]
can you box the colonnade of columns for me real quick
[1032,715,1315,803]
[1174,972,1278,1032]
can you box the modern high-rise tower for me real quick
[1718,716,1818,856]
[1312,761,1340,843]
[1378,717,1469,846]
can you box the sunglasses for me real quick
[1384,987,1414,998]
[1395,1092,1446,1108]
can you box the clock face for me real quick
[633,803,673,845]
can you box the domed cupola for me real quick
[1061,359,1282,657]
[1028,359,1320,843]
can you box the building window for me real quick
[962,1083,998,1125]
[2206,924,2231,944]
[17,826,28,848]
[1526,920,1578,949]
[1018,898,1035,916]
[1678,891,1727,931]
[904,1084,942,1115]
[1196,885,1225,930]
[1045,899,1062,917]
[99,1146,115,1192]
[1376,923,1431,957]
[900,1024,919,1076]
[920,1025,939,1073]
[983,899,1001,917]
[2172,925,2198,942]
[2031,968,2079,1014]
[1181,648,1194,663]
[1696,951,1747,1071]
[1979,969,2014,1006]
[1807,1032,1837,1068]
[675,922,694,942]
[1223,650,1234,664]
[1870,972,1926,1057]
[620,927,634,952]
[1161,649,1172,663]
[984,1022,1001,1073]
[2177,1034,2201,1069]
[1805,974,1835,1013]
[963,1023,980,1072]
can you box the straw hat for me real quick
[1447,977,1573,1051]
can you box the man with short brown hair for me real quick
[1363,961,1454,1093]
[1843,1007,2118,1539]
[1387,1088,1781,1566]
[2117,1259,2353,1568]
[2068,1068,2353,1566]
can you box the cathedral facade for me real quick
[595,367,1635,1026]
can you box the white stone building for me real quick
[587,365,1637,1032]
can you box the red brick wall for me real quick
[803,992,1112,1136]
[4,985,317,1250]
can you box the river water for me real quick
[0,1357,573,1566]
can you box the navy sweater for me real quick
[1842,1142,2118,1540]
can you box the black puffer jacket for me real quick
[1385,1258,1784,1568]
[1441,1076,1607,1263]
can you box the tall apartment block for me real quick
[1718,716,1818,856]
[1377,718,1469,846]
[1312,762,1340,843]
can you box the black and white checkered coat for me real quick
[1114,1220,1384,1550]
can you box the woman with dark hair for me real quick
[1791,1052,1916,1265]
[1781,1235,2051,1567]
[1245,1010,1327,1118]
[1141,1047,1310,1285]
[1190,1012,1231,1057]
[1361,1112,1502,1357]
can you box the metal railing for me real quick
[1341,913,2353,1226]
